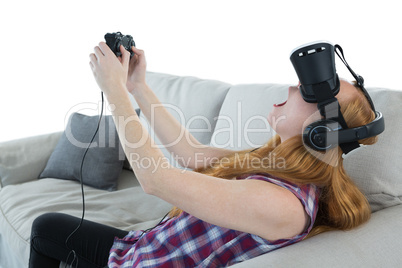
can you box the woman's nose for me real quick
[289,85,298,91]
[289,82,301,91]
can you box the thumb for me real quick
[131,46,144,58]
[120,45,130,69]
[130,46,146,67]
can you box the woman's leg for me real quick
[29,212,129,268]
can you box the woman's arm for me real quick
[130,81,233,170]
[124,47,233,170]
[89,43,308,241]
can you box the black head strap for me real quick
[310,79,360,154]
[335,45,376,112]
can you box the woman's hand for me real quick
[89,42,130,96]
[126,46,147,94]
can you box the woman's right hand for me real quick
[126,46,147,94]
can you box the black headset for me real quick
[290,41,384,154]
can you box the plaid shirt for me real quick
[108,174,320,267]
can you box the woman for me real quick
[29,43,378,267]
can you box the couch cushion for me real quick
[142,72,231,167]
[0,171,172,266]
[212,84,402,212]
[343,87,402,212]
[231,204,402,267]
[39,113,125,191]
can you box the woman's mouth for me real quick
[273,86,293,107]
[274,100,287,107]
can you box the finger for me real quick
[131,46,144,56]
[94,47,104,60]
[89,53,97,62]
[130,47,146,67]
[120,45,130,69]
[89,58,98,77]
[98,42,113,57]
[89,61,95,72]
[89,54,98,71]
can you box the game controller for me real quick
[104,32,135,57]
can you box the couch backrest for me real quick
[343,87,402,212]
[141,72,231,166]
[210,83,288,150]
[142,72,402,212]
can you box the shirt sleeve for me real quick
[244,174,321,237]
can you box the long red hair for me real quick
[170,84,378,238]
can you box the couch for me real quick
[1,71,401,267]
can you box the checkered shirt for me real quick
[108,174,320,267]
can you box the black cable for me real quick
[62,91,170,267]
[138,211,170,238]
[64,92,104,268]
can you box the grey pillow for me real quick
[39,113,125,191]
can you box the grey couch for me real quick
[1,72,401,267]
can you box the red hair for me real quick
[170,84,378,238]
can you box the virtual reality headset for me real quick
[289,41,385,154]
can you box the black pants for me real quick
[29,213,129,268]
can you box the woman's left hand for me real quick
[89,42,130,96]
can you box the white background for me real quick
[1,0,401,142]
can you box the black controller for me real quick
[104,32,135,57]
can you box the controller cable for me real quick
[64,92,105,268]
[62,91,170,268]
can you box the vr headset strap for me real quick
[335,44,376,112]
[312,82,360,154]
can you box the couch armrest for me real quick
[0,132,62,188]
[231,204,402,267]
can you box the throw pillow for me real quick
[39,113,125,191]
